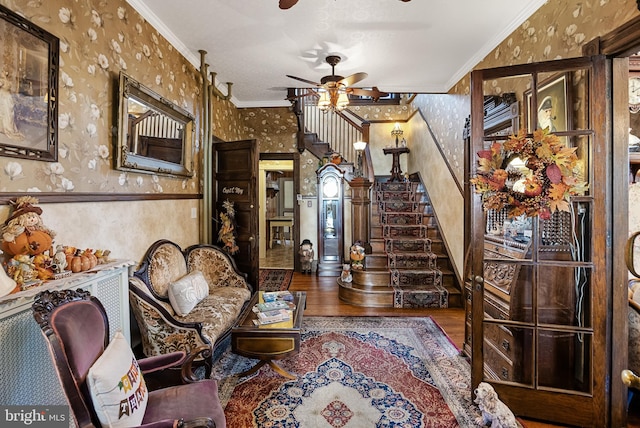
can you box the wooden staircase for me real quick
[288,91,461,308]
[338,178,462,308]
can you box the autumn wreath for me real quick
[470,128,589,220]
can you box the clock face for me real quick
[323,176,339,198]
[630,77,640,105]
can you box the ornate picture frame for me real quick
[0,4,59,161]
[524,73,571,134]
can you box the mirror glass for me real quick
[115,72,194,177]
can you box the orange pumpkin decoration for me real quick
[70,250,83,273]
[2,230,53,257]
[1,196,56,257]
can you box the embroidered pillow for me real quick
[168,270,209,316]
[87,331,147,427]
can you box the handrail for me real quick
[288,89,375,181]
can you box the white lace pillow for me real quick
[168,270,209,316]
[87,331,148,427]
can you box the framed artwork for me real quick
[524,73,570,134]
[0,4,59,161]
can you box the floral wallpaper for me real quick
[0,0,204,194]
[0,0,637,201]
[350,96,414,121]
[412,94,468,184]
[413,0,639,184]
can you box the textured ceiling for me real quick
[128,0,546,107]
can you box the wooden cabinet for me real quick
[0,261,133,406]
[481,234,532,385]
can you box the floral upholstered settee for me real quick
[129,239,253,376]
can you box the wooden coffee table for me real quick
[231,291,306,379]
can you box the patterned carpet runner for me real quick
[259,269,293,291]
[376,181,447,308]
[212,317,482,427]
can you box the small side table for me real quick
[383,147,410,182]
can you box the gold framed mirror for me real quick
[115,72,194,178]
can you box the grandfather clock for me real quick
[316,163,344,276]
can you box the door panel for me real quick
[470,56,616,426]
[212,140,258,289]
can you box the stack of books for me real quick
[252,308,291,326]
[262,290,294,302]
[252,294,296,326]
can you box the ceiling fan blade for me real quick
[286,74,321,87]
[339,72,368,87]
[286,89,319,100]
[279,0,299,9]
[347,87,389,101]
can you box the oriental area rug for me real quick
[211,317,481,427]
[259,269,294,291]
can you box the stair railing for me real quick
[293,90,372,181]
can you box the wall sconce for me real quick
[391,123,403,147]
[353,140,367,177]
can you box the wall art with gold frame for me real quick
[0,4,59,161]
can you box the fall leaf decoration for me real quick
[218,199,239,255]
[470,128,589,220]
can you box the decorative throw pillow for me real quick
[87,331,148,427]
[168,270,209,316]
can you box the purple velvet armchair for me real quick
[32,288,226,428]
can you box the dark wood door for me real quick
[212,139,259,289]
[469,55,626,426]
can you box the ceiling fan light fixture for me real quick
[318,90,331,111]
[336,91,349,111]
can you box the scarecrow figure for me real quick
[299,239,314,274]
[1,196,55,257]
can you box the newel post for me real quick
[349,176,373,254]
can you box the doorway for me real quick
[259,159,294,269]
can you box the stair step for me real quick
[376,191,417,202]
[382,224,428,238]
[390,268,442,287]
[376,181,417,192]
[370,238,385,253]
[364,254,388,269]
[388,253,438,269]
[352,268,391,287]
[392,283,449,308]
[380,212,423,225]
[377,201,419,212]
[386,238,432,253]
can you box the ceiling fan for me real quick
[286,55,389,104]
[279,0,411,9]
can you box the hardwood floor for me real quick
[260,242,294,269]
[287,271,565,428]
